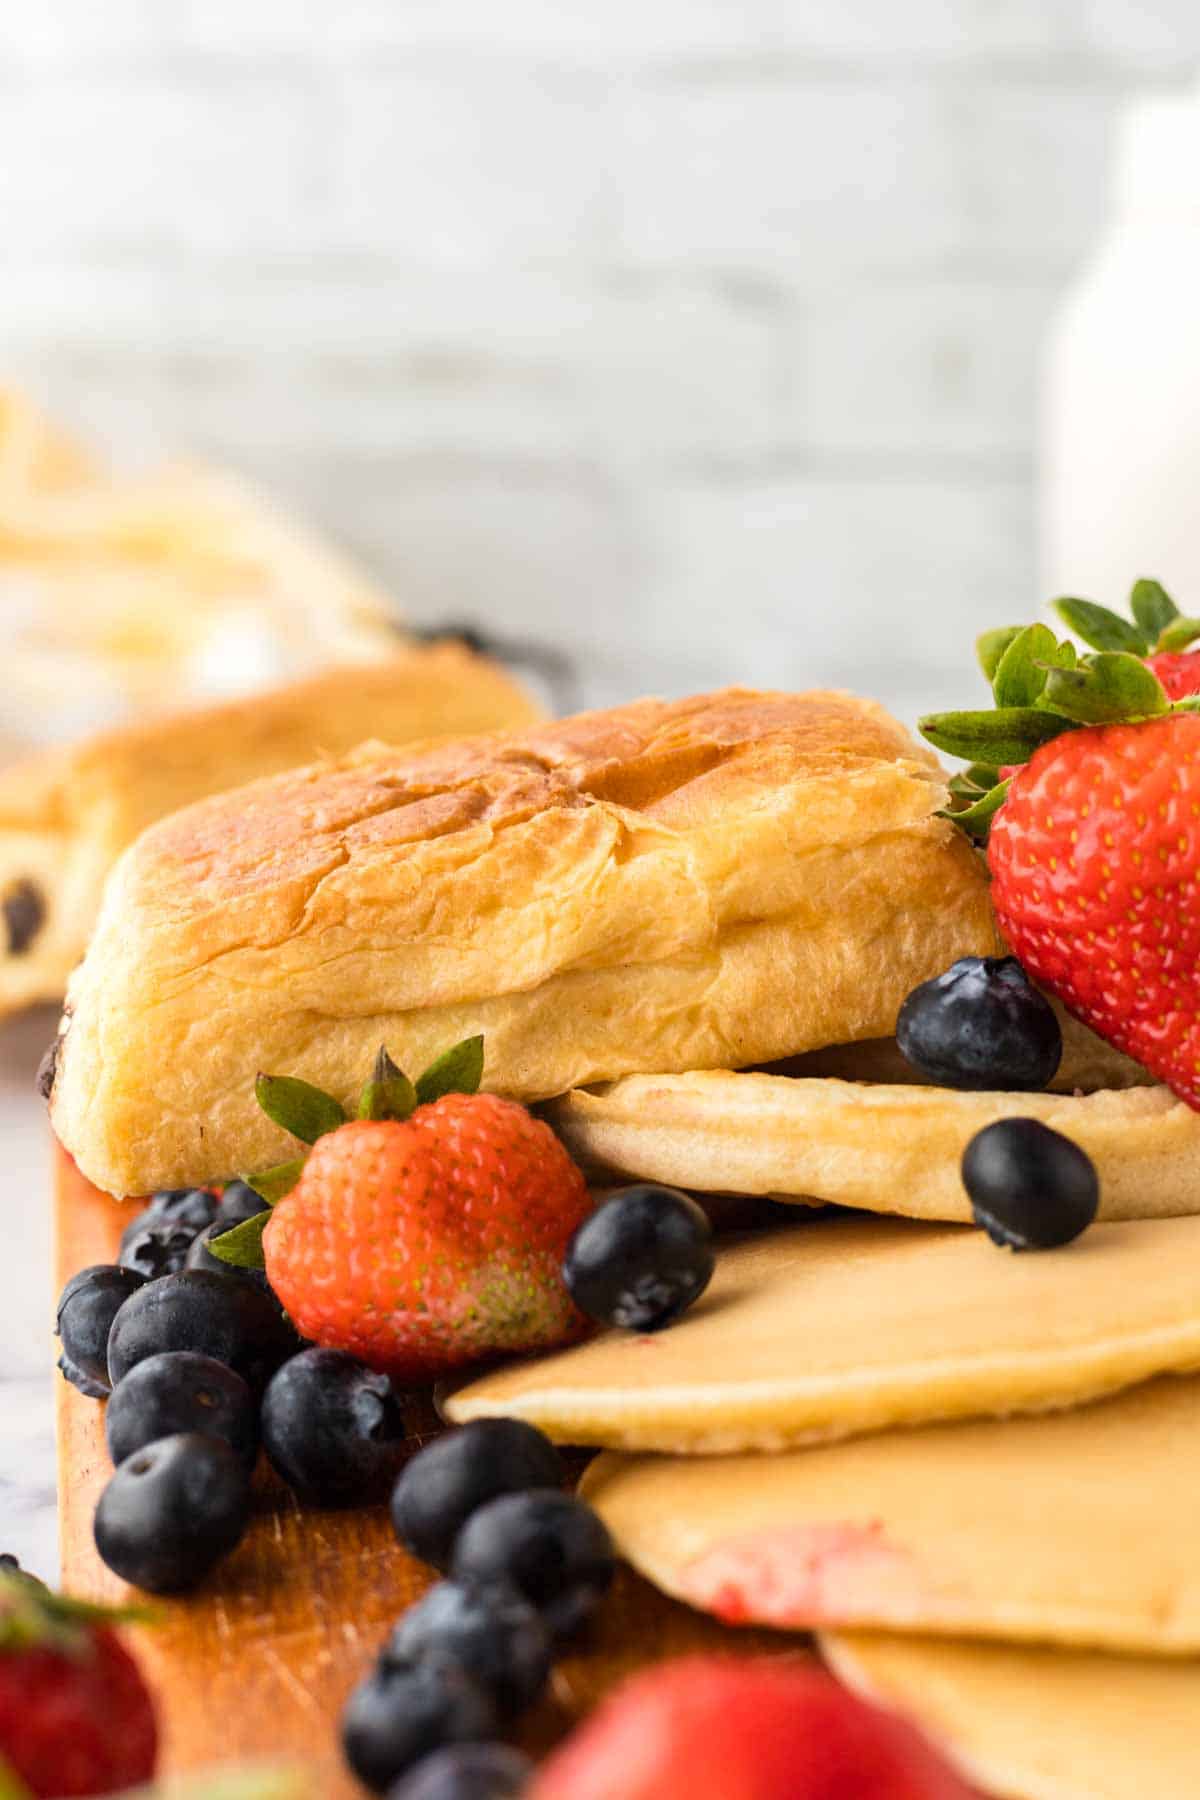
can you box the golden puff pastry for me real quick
[47,687,998,1197]
[0,644,540,1016]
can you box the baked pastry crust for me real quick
[48,686,998,1196]
[0,643,540,1013]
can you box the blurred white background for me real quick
[4,3,1200,716]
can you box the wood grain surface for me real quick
[54,1146,801,1791]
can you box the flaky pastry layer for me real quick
[49,687,997,1196]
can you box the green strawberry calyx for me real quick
[0,1566,151,1660]
[206,1036,486,1271]
[921,578,1200,843]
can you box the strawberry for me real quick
[1146,650,1200,701]
[530,1656,975,1800]
[0,1567,157,1796]
[988,714,1200,1105]
[208,1038,593,1381]
[922,583,1200,1109]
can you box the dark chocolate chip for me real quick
[3,879,45,956]
[35,1036,59,1101]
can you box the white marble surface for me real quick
[0,1007,64,1584]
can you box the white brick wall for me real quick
[2,3,1199,713]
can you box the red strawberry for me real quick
[0,1569,157,1796]
[531,1656,974,1800]
[923,595,1200,1107]
[263,1092,593,1380]
[988,712,1200,1106]
[1146,649,1200,700]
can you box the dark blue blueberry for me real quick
[185,1219,271,1292]
[93,1432,251,1593]
[342,1658,497,1794]
[107,1269,296,1393]
[452,1490,614,1642]
[384,1578,551,1716]
[118,1217,202,1281]
[563,1185,714,1333]
[390,1421,565,1571]
[55,1264,147,1397]
[896,955,1063,1092]
[105,1351,257,1470]
[261,1349,408,1506]
[217,1180,270,1227]
[118,1188,219,1280]
[962,1118,1099,1250]
[386,1744,533,1800]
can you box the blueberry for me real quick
[387,1744,533,1800]
[452,1490,614,1642]
[218,1180,270,1227]
[896,955,1062,1092]
[185,1219,271,1292]
[106,1351,257,1470]
[119,1217,204,1281]
[391,1421,565,1571]
[342,1658,497,1794]
[122,1187,219,1242]
[107,1270,296,1393]
[563,1185,714,1333]
[55,1265,147,1398]
[261,1349,408,1506]
[384,1578,551,1716]
[119,1188,219,1280]
[93,1432,251,1593]
[962,1118,1100,1250]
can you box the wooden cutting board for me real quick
[54,1147,797,1791]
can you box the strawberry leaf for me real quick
[1041,652,1169,724]
[1130,577,1178,642]
[242,1157,307,1206]
[976,626,1024,683]
[415,1035,485,1106]
[1155,615,1200,653]
[919,708,1074,766]
[1052,596,1149,656]
[206,1211,269,1271]
[964,762,1002,791]
[358,1048,418,1122]
[992,623,1071,708]
[938,778,1011,843]
[0,1569,153,1659]
[255,1075,346,1145]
